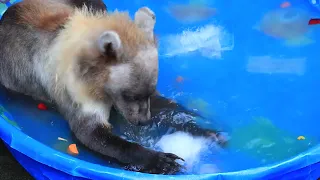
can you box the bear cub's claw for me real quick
[126,150,184,175]
[152,152,184,174]
[144,151,184,174]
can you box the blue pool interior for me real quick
[1,0,320,179]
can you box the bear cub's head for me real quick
[77,7,158,126]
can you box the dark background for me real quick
[0,140,33,180]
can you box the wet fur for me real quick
[0,0,223,174]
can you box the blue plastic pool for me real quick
[1,0,320,179]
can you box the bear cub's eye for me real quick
[122,91,151,102]
[122,93,135,101]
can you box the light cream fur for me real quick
[133,47,159,85]
[107,64,132,92]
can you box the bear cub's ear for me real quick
[134,7,156,40]
[98,31,122,58]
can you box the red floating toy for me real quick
[308,18,320,25]
[37,103,47,110]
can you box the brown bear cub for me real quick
[0,0,225,174]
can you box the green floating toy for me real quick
[0,105,21,130]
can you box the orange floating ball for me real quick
[280,1,291,8]
[176,76,184,83]
[67,144,79,155]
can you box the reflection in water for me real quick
[246,56,306,75]
[166,3,216,24]
[255,7,313,46]
[258,8,309,39]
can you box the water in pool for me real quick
[1,85,317,175]
[1,0,320,176]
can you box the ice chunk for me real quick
[155,131,211,172]
[161,24,234,59]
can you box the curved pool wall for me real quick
[1,0,320,179]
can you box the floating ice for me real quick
[155,131,220,173]
[161,24,234,59]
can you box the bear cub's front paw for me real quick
[146,151,184,174]
[125,150,184,175]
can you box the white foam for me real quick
[161,24,234,59]
[155,131,211,171]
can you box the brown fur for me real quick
[16,0,72,31]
